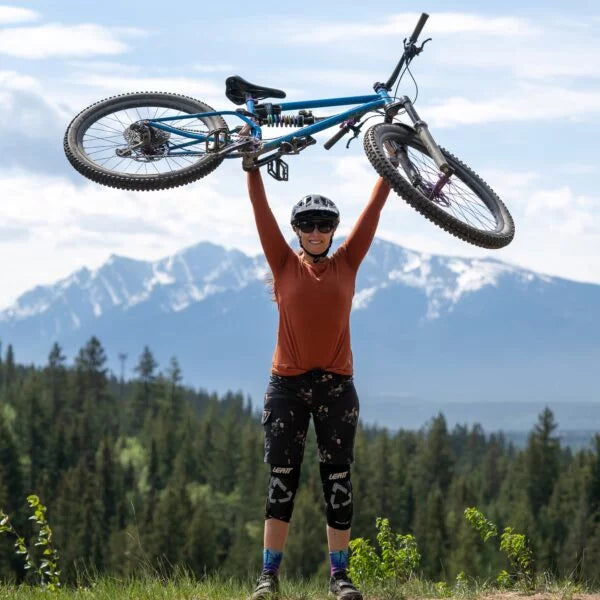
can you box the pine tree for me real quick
[0,415,25,582]
[129,346,158,432]
[20,372,49,493]
[46,343,67,420]
[4,344,15,388]
[525,407,560,515]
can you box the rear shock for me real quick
[251,103,318,127]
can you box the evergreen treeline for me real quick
[1,337,599,586]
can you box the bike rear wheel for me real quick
[364,123,514,249]
[64,92,227,191]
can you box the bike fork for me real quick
[397,96,452,176]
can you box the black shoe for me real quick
[250,571,280,600]
[329,571,362,600]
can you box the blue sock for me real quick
[329,549,349,575]
[263,548,283,574]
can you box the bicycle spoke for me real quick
[402,148,497,231]
[80,103,212,176]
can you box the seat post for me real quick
[245,93,256,115]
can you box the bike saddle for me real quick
[225,76,286,105]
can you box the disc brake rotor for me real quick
[117,122,171,161]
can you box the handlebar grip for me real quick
[324,126,350,150]
[409,13,429,43]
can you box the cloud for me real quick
[193,64,235,73]
[66,60,143,74]
[0,71,71,174]
[430,31,600,80]
[0,23,141,58]
[0,225,29,241]
[0,5,39,25]
[423,84,600,127]
[67,74,224,108]
[278,12,539,44]
[73,213,169,235]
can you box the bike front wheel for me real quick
[364,123,514,249]
[64,92,228,191]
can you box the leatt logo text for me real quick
[272,467,294,474]
[328,472,348,480]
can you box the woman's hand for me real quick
[239,123,259,172]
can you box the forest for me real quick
[1,337,599,586]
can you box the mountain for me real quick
[2,237,599,433]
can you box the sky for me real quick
[1,0,599,308]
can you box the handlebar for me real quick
[409,12,429,43]
[383,12,429,91]
[324,125,350,150]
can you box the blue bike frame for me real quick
[146,88,393,156]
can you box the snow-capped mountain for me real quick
[2,237,599,432]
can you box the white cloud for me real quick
[0,5,39,25]
[66,60,143,74]
[0,23,138,58]
[68,74,224,107]
[435,42,600,80]
[423,84,600,127]
[279,12,539,44]
[193,64,235,73]
[0,71,67,123]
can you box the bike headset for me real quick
[291,195,340,262]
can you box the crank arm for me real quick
[214,138,258,158]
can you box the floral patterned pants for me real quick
[262,369,359,466]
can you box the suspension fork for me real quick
[398,96,453,176]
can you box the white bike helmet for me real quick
[290,194,340,224]
[291,194,339,262]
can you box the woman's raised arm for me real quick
[343,177,391,271]
[247,169,292,275]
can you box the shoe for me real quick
[329,571,363,600]
[250,571,280,600]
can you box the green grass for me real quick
[0,570,598,600]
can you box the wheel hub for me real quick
[117,122,171,161]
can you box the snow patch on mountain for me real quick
[0,238,559,330]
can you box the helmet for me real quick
[290,194,339,224]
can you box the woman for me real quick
[246,165,390,600]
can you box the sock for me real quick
[263,548,283,575]
[329,549,349,576]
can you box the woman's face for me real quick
[295,220,337,256]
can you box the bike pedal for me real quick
[205,128,230,153]
[268,158,288,181]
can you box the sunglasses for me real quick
[296,220,335,234]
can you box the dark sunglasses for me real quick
[296,220,335,234]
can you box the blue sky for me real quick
[1,1,599,307]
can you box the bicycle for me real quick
[63,13,514,249]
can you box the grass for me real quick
[1,570,599,600]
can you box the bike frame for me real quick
[146,89,393,156]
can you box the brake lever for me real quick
[403,37,432,61]
[345,123,364,149]
[417,38,432,54]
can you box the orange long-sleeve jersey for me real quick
[248,170,390,376]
